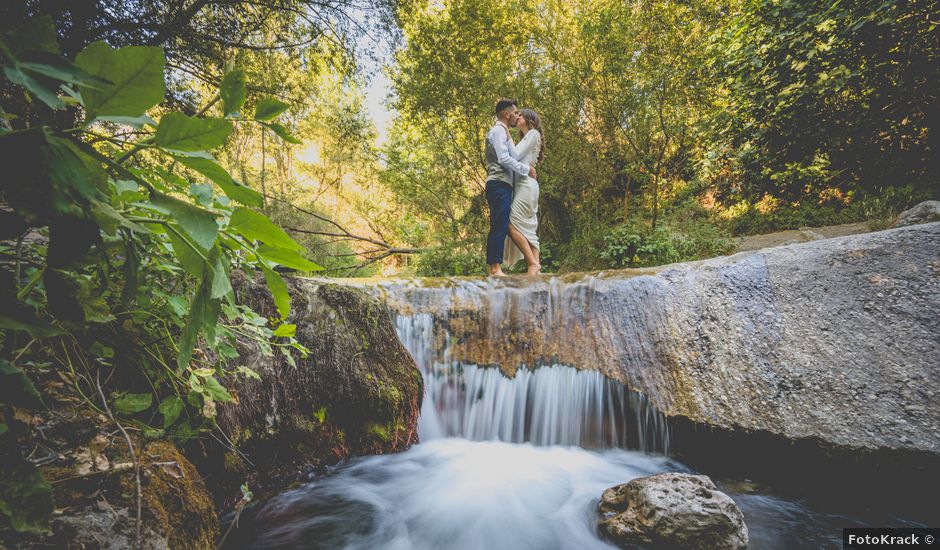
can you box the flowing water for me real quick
[230,279,925,549]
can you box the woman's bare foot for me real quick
[526,263,541,276]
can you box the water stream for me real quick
[229,279,924,549]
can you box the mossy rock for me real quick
[207,274,423,504]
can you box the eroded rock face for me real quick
[598,473,748,550]
[359,223,940,455]
[893,200,940,228]
[211,276,423,503]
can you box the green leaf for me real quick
[257,244,322,271]
[272,323,296,337]
[90,199,148,235]
[210,255,233,299]
[229,207,303,251]
[150,191,218,251]
[166,228,206,278]
[0,423,7,436]
[158,396,184,429]
[203,295,222,348]
[1,15,58,58]
[189,183,213,206]
[235,365,261,380]
[220,69,247,116]
[264,122,302,144]
[0,458,53,534]
[92,114,157,128]
[74,41,165,119]
[254,97,290,121]
[19,60,111,89]
[0,359,44,410]
[112,392,152,414]
[177,279,208,372]
[203,376,233,403]
[173,155,263,207]
[3,67,64,109]
[0,312,64,338]
[154,113,232,152]
[260,263,290,319]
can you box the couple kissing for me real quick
[485,98,545,277]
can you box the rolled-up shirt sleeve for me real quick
[488,126,530,177]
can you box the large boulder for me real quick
[893,200,940,227]
[365,223,940,456]
[209,275,423,503]
[598,473,748,550]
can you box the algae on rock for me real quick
[210,275,423,502]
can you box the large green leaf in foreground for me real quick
[74,41,165,119]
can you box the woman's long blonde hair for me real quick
[519,108,544,165]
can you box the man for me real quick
[485,98,537,277]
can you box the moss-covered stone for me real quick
[207,274,423,505]
[123,441,218,549]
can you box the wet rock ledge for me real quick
[365,222,940,457]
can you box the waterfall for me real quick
[393,311,670,454]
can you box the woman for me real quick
[503,108,544,275]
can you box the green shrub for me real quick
[414,242,482,277]
[601,220,734,269]
[726,185,936,236]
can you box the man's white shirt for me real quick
[487,122,530,178]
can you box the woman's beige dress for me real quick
[503,130,541,266]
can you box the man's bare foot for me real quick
[526,264,541,276]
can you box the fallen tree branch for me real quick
[95,371,142,550]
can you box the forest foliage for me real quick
[0,15,325,534]
[381,0,938,273]
[0,0,938,537]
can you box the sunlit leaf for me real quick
[203,376,233,403]
[272,323,296,337]
[220,69,247,117]
[173,155,263,207]
[92,114,157,128]
[264,122,302,144]
[229,207,303,251]
[257,244,322,271]
[74,41,165,118]
[154,113,232,151]
[112,392,152,414]
[254,97,289,121]
[150,191,218,251]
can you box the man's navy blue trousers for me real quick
[485,179,513,265]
